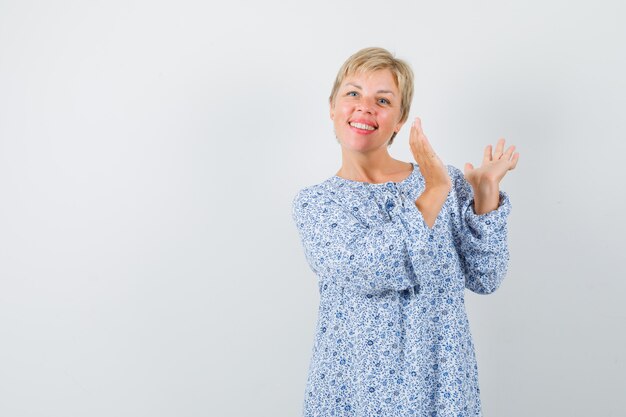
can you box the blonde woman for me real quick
[292,47,519,416]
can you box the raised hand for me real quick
[464,138,519,214]
[409,117,451,192]
[409,117,451,229]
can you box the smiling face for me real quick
[330,69,404,151]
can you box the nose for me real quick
[356,97,375,114]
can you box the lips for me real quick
[348,119,378,131]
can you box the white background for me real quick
[1,0,625,416]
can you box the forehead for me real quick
[341,69,399,90]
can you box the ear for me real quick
[393,119,405,133]
[329,101,334,120]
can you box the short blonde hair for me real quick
[329,47,414,145]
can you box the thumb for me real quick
[464,162,474,177]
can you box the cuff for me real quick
[464,191,512,233]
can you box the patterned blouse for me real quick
[291,162,512,417]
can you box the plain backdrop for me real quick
[1,0,625,416]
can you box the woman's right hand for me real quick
[409,117,451,229]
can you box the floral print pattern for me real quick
[291,162,512,417]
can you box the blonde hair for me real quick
[329,47,414,145]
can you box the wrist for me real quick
[473,182,500,215]
[424,177,452,192]
[473,179,499,197]
[416,185,449,207]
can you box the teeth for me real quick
[350,122,376,131]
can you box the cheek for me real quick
[377,113,393,126]
[334,104,353,121]
[382,111,401,126]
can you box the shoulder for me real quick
[292,183,326,207]
[291,182,331,222]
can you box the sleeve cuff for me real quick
[464,190,512,233]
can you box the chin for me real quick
[340,139,384,152]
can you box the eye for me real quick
[346,91,358,97]
[378,98,390,105]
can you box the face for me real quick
[330,69,404,151]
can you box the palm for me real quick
[464,138,519,192]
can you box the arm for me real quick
[408,117,453,230]
[415,186,450,230]
[292,187,421,296]
[449,165,512,294]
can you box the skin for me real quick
[331,69,519,229]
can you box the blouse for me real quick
[291,162,512,417]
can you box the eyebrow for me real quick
[345,82,395,95]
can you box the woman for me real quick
[291,47,519,417]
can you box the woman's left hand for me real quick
[464,138,519,215]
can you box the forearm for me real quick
[472,181,500,215]
[457,188,513,295]
[459,214,510,294]
[293,188,417,295]
[415,186,449,229]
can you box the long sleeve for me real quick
[292,186,421,296]
[448,165,512,295]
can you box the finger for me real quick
[508,152,520,170]
[410,120,432,163]
[420,130,434,152]
[411,119,432,153]
[410,129,426,156]
[411,117,423,136]
[503,145,516,160]
[494,138,505,158]
[410,118,444,165]
[409,118,425,147]
[464,162,474,176]
[482,144,492,165]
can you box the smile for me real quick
[349,122,376,131]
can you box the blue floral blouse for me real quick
[291,162,512,417]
